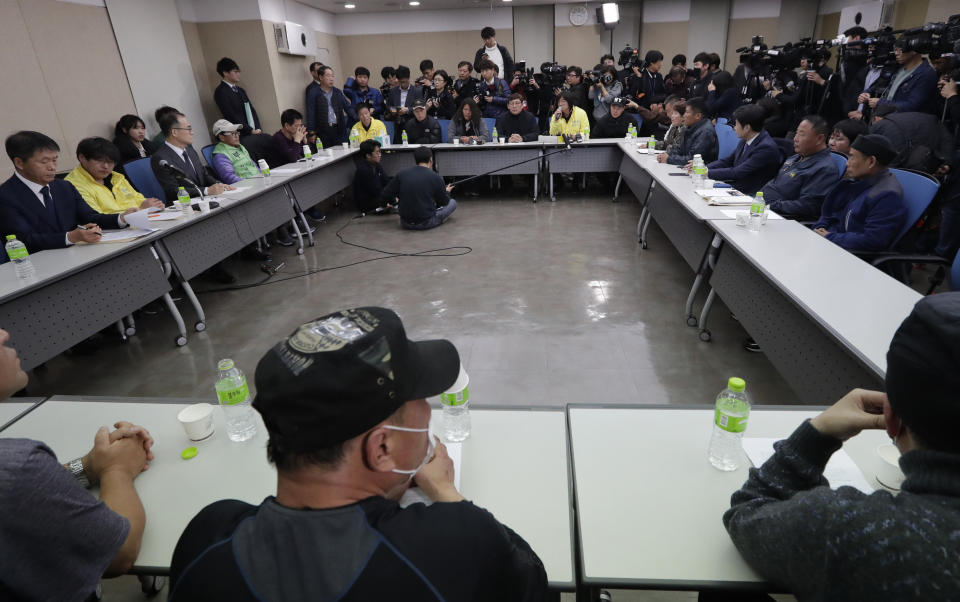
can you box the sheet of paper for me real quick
[720,209,784,220]
[96,228,158,243]
[695,188,747,198]
[220,186,250,194]
[122,208,167,230]
[743,438,874,494]
[146,211,183,221]
[398,441,462,508]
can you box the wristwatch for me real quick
[68,457,91,489]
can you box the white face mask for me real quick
[385,423,436,478]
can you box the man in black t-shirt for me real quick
[169,307,548,601]
[382,147,457,230]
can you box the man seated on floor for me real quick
[762,115,840,222]
[168,307,548,600]
[350,102,389,145]
[496,93,540,142]
[0,131,132,257]
[701,104,781,196]
[382,147,456,230]
[593,96,634,138]
[812,133,906,252]
[353,140,392,214]
[658,98,718,165]
[0,328,154,601]
[724,292,960,600]
[65,137,164,214]
[403,100,442,144]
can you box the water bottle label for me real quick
[715,409,748,433]
[440,386,469,406]
[750,201,765,214]
[6,246,27,260]
[217,381,250,405]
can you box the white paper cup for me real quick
[498,137,505,144]
[341,142,348,150]
[875,443,904,490]
[735,211,749,227]
[177,403,215,441]
[197,200,210,214]
[452,139,460,145]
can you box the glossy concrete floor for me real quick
[27,187,801,407]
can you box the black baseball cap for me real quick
[610,97,628,107]
[412,99,427,110]
[253,307,460,451]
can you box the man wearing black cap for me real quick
[812,133,906,252]
[168,308,548,600]
[403,100,442,144]
[724,293,960,600]
[593,96,634,139]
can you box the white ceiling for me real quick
[299,0,594,14]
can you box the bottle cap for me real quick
[727,377,746,392]
[181,446,198,460]
[5,235,14,241]
[756,192,763,198]
[218,358,235,371]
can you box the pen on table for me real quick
[76,225,102,236]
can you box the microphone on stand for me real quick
[158,159,205,200]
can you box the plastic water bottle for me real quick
[303,144,313,161]
[257,159,270,178]
[690,155,704,188]
[707,377,750,471]
[176,187,191,213]
[440,365,471,442]
[583,123,591,140]
[215,359,257,442]
[749,192,765,232]
[401,130,409,146]
[492,126,499,142]
[626,123,634,139]
[5,235,35,280]
[350,128,360,148]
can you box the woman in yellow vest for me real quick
[65,137,164,213]
[549,92,590,138]
[349,102,389,145]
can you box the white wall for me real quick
[175,0,261,22]
[514,5,555,67]
[106,0,211,146]
[687,0,730,65]
[335,7,512,35]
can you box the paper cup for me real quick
[177,403,215,441]
[452,139,460,146]
[875,443,904,490]
[341,142,348,150]
[197,200,210,214]
[498,137,505,144]
[735,211,749,227]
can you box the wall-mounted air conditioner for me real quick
[273,21,315,56]
[837,1,894,35]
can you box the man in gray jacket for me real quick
[724,292,960,600]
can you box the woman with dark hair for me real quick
[706,70,739,123]
[757,96,789,139]
[588,65,623,121]
[829,118,869,155]
[112,114,156,165]
[427,69,457,120]
[448,98,490,143]
[549,91,590,137]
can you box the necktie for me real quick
[181,151,199,183]
[41,186,60,229]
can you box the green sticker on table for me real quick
[181,446,198,460]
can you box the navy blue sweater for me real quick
[813,168,906,252]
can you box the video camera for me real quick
[618,45,647,71]
[540,62,567,88]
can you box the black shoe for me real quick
[743,337,762,353]
[275,234,295,247]
[206,264,237,285]
[305,208,327,222]
[240,246,271,262]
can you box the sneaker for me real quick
[275,234,295,247]
[743,337,762,353]
[305,208,327,222]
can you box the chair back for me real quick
[483,117,497,138]
[633,114,643,131]
[716,117,728,126]
[200,144,215,167]
[384,121,395,144]
[772,137,794,161]
[123,158,165,200]
[438,119,451,143]
[951,250,960,291]
[715,124,738,160]
[889,168,939,247]
[830,151,847,177]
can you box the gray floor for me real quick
[41,187,805,602]
[28,189,800,407]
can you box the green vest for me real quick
[213,142,260,179]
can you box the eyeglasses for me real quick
[220,130,239,136]
[172,126,193,132]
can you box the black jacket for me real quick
[151,143,220,202]
[113,136,156,166]
[593,112,633,139]
[870,112,955,173]
[314,86,351,144]
[213,81,261,137]
[629,69,665,108]
[404,116,442,144]
[495,111,540,142]
[453,78,480,105]
[474,44,515,80]
[353,159,390,212]
[383,165,450,225]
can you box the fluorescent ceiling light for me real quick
[344,3,355,7]
[409,1,420,5]
[601,2,619,24]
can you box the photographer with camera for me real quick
[588,65,623,121]
[452,61,480,107]
[549,67,590,119]
[477,59,510,119]
[624,50,666,110]
[781,49,837,127]
[417,59,435,89]
[425,70,456,120]
[859,37,939,116]
[385,65,423,132]
[838,27,870,116]
[509,63,541,119]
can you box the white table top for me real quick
[568,405,893,589]
[3,399,574,587]
[709,219,921,376]
[618,141,736,222]
[0,400,44,430]
[430,141,544,150]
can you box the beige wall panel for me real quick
[724,17,780,74]
[641,22,688,70]
[195,20,280,134]
[892,0,930,29]
[262,23,343,127]
[814,12,840,41]
[927,0,959,22]
[554,25,610,70]
[14,0,136,175]
[180,20,219,135]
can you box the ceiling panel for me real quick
[299,0,596,14]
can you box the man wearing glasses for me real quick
[858,40,939,116]
[150,111,234,203]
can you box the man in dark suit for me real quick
[313,65,351,149]
[150,111,233,203]
[704,104,783,196]
[0,131,128,257]
[386,65,423,134]
[213,58,262,139]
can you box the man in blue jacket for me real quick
[657,98,718,165]
[0,131,129,259]
[764,115,840,221]
[344,66,384,121]
[704,104,781,196]
[813,134,906,252]
[859,40,939,115]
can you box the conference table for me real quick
[568,404,895,594]
[1,397,575,591]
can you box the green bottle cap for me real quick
[181,446,198,460]
[5,235,14,241]
[727,377,746,392]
